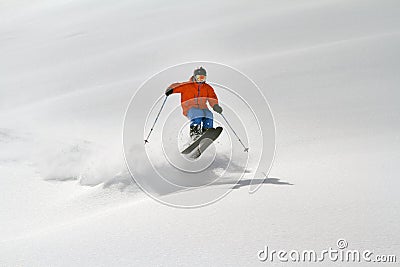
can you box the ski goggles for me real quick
[195,74,206,82]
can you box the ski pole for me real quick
[144,95,168,144]
[220,113,249,152]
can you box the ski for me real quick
[181,127,223,157]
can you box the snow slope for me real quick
[1,0,399,266]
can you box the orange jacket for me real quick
[168,77,219,116]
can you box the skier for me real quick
[165,67,223,141]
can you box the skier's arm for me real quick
[207,85,219,107]
[165,82,186,96]
[207,85,223,113]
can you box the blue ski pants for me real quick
[187,107,213,129]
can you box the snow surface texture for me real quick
[1,0,400,266]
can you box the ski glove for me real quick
[213,104,223,114]
[165,88,173,96]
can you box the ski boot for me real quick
[190,125,202,141]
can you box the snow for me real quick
[1,0,400,266]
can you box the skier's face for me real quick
[195,74,206,83]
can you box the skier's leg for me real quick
[202,109,214,132]
[187,108,203,126]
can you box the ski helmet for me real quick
[194,67,207,76]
